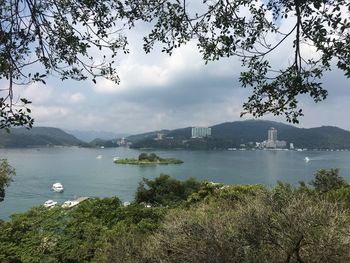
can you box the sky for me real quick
[5,2,350,134]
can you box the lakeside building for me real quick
[191,127,212,138]
[268,127,277,141]
[261,127,287,149]
[117,137,129,146]
[155,133,164,141]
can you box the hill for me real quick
[88,138,119,148]
[0,127,88,148]
[130,120,350,150]
[127,129,170,143]
[65,129,128,142]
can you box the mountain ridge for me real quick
[128,120,350,150]
[0,127,88,148]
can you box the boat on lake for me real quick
[304,157,310,163]
[96,155,102,159]
[62,200,78,208]
[44,200,57,208]
[52,182,64,193]
[62,197,89,208]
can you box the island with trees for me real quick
[114,153,183,165]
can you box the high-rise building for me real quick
[263,127,287,149]
[268,127,277,142]
[155,133,164,140]
[191,127,211,138]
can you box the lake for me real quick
[1,147,350,219]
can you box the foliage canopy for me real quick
[0,0,127,129]
[121,0,350,123]
[0,0,349,127]
[0,159,15,202]
[2,171,350,262]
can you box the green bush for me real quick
[135,174,201,206]
[311,168,347,193]
[147,191,350,263]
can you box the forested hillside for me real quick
[130,120,350,149]
[0,127,87,148]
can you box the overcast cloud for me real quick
[5,4,350,134]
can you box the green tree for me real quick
[1,1,349,128]
[148,153,158,162]
[121,0,350,123]
[0,0,127,129]
[135,174,201,206]
[138,153,149,161]
[310,168,347,193]
[0,159,15,202]
[148,191,350,263]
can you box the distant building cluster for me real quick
[191,127,211,138]
[117,137,128,146]
[260,127,287,149]
[155,133,164,141]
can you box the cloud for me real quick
[68,93,85,104]
[2,4,348,135]
[94,41,206,94]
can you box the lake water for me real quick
[1,147,350,219]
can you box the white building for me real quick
[268,127,278,141]
[191,127,211,138]
[155,133,164,140]
[264,127,287,149]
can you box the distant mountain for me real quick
[65,129,128,142]
[0,127,88,148]
[127,129,170,143]
[130,120,350,150]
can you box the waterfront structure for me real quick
[117,137,127,146]
[268,127,278,141]
[191,127,211,138]
[262,127,287,149]
[155,133,164,140]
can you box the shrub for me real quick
[311,168,347,193]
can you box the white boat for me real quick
[96,155,102,159]
[304,157,310,163]
[62,197,89,208]
[113,156,119,161]
[44,200,57,208]
[62,200,78,208]
[52,182,64,193]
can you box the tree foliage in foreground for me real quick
[311,168,346,193]
[0,159,15,202]
[0,0,127,129]
[1,170,350,262]
[135,173,201,206]
[1,0,350,128]
[121,0,350,123]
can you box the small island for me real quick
[114,152,183,165]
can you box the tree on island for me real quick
[138,153,150,161]
[138,153,160,162]
[0,0,349,128]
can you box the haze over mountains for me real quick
[65,130,128,143]
[1,120,350,149]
